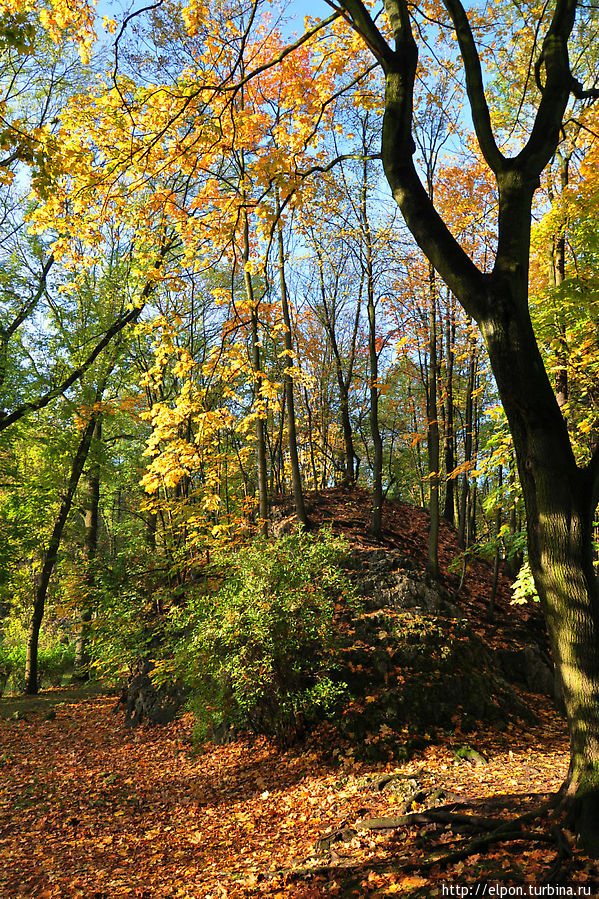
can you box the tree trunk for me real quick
[315,250,360,487]
[367,278,383,538]
[547,150,570,410]
[73,415,102,681]
[482,291,599,852]
[426,263,440,578]
[361,156,383,538]
[241,204,268,536]
[275,189,309,528]
[345,0,599,852]
[443,298,456,524]
[25,408,99,694]
[458,337,476,548]
[488,464,503,620]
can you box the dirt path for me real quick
[0,683,108,720]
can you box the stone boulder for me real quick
[497,645,555,698]
[345,548,460,616]
[123,658,188,727]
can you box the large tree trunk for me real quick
[482,289,599,851]
[340,0,599,852]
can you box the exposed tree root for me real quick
[299,798,563,882]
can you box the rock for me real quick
[453,745,488,765]
[314,827,357,853]
[337,609,533,758]
[498,645,555,697]
[124,659,188,727]
[270,508,299,538]
[345,548,459,616]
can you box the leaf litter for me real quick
[0,689,597,897]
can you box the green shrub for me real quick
[169,528,355,745]
[39,641,75,687]
[88,587,156,683]
[0,619,75,694]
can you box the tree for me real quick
[327,0,599,850]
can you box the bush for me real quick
[169,528,355,744]
[0,619,75,694]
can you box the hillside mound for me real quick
[272,487,556,756]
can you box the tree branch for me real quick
[380,0,486,317]
[517,0,577,174]
[0,242,172,433]
[442,0,506,174]
[570,75,599,100]
[328,0,397,70]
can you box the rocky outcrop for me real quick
[345,548,460,616]
[123,659,188,727]
[331,548,538,760]
[336,608,532,755]
[497,645,555,698]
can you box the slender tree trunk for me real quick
[241,204,268,536]
[275,189,309,528]
[407,382,426,506]
[360,157,383,538]
[488,465,503,620]
[73,415,102,681]
[367,279,383,537]
[315,252,360,486]
[548,151,570,410]
[25,408,100,694]
[427,263,440,578]
[443,299,456,524]
[458,337,476,548]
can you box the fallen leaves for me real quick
[0,686,597,897]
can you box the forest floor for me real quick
[1,689,595,898]
[2,488,599,897]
